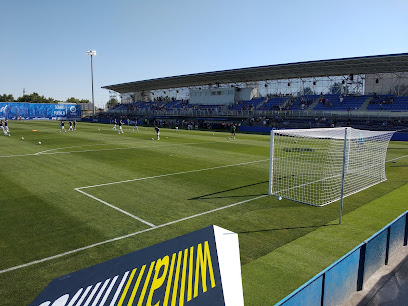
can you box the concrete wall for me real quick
[189,87,235,105]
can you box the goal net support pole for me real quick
[339,127,348,225]
[269,129,274,196]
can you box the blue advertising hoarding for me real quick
[31,225,244,306]
[0,102,81,120]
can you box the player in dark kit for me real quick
[1,120,9,135]
[60,120,66,132]
[230,124,236,139]
[154,126,160,140]
[4,119,9,135]
[118,120,124,134]
[133,121,139,131]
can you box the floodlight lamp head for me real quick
[86,50,96,56]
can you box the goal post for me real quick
[269,127,395,207]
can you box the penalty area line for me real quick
[0,194,267,275]
[75,188,156,227]
[386,154,408,163]
[77,159,269,190]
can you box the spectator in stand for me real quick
[339,94,344,103]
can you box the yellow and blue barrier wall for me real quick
[276,210,408,306]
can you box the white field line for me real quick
[0,194,267,275]
[75,189,156,227]
[0,153,38,158]
[34,143,110,155]
[77,159,269,190]
[75,159,268,226]
[386,154,408,162]
[38,141,217,155]
[0,141,219,158]
[1,153,406,274]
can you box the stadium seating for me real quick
[172,101,192,109]
[108,94,408,114]
[290,95,319,110]
[259,97,288,110]
[366,95,408,111]
[229,97,265,110]
[313,94,367,111]
[164,100,182,109]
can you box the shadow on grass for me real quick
[237,223,338,234]
[189,181,268,200]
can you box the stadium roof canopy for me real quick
[103,53,408,94]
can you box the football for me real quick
[38,141,41,145]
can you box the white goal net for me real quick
[269,127,395,207]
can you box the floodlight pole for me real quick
[86,50,96,117]
[339,127,348,224]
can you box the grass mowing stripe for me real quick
[0,195,267,275]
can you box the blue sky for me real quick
[1,0,408,108]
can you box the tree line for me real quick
[0,93,90,104]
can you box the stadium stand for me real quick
[229,97,265,111]
[367,95,408,111]
[164,100,182,109]
[289,95,319,110]
[259,97,288,110]
[313,94,368,111]
[172,100,192,109]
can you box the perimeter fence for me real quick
[276,210,408,306]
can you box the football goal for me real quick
[269,127,395,207]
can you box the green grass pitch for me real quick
[0,121,407,305]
